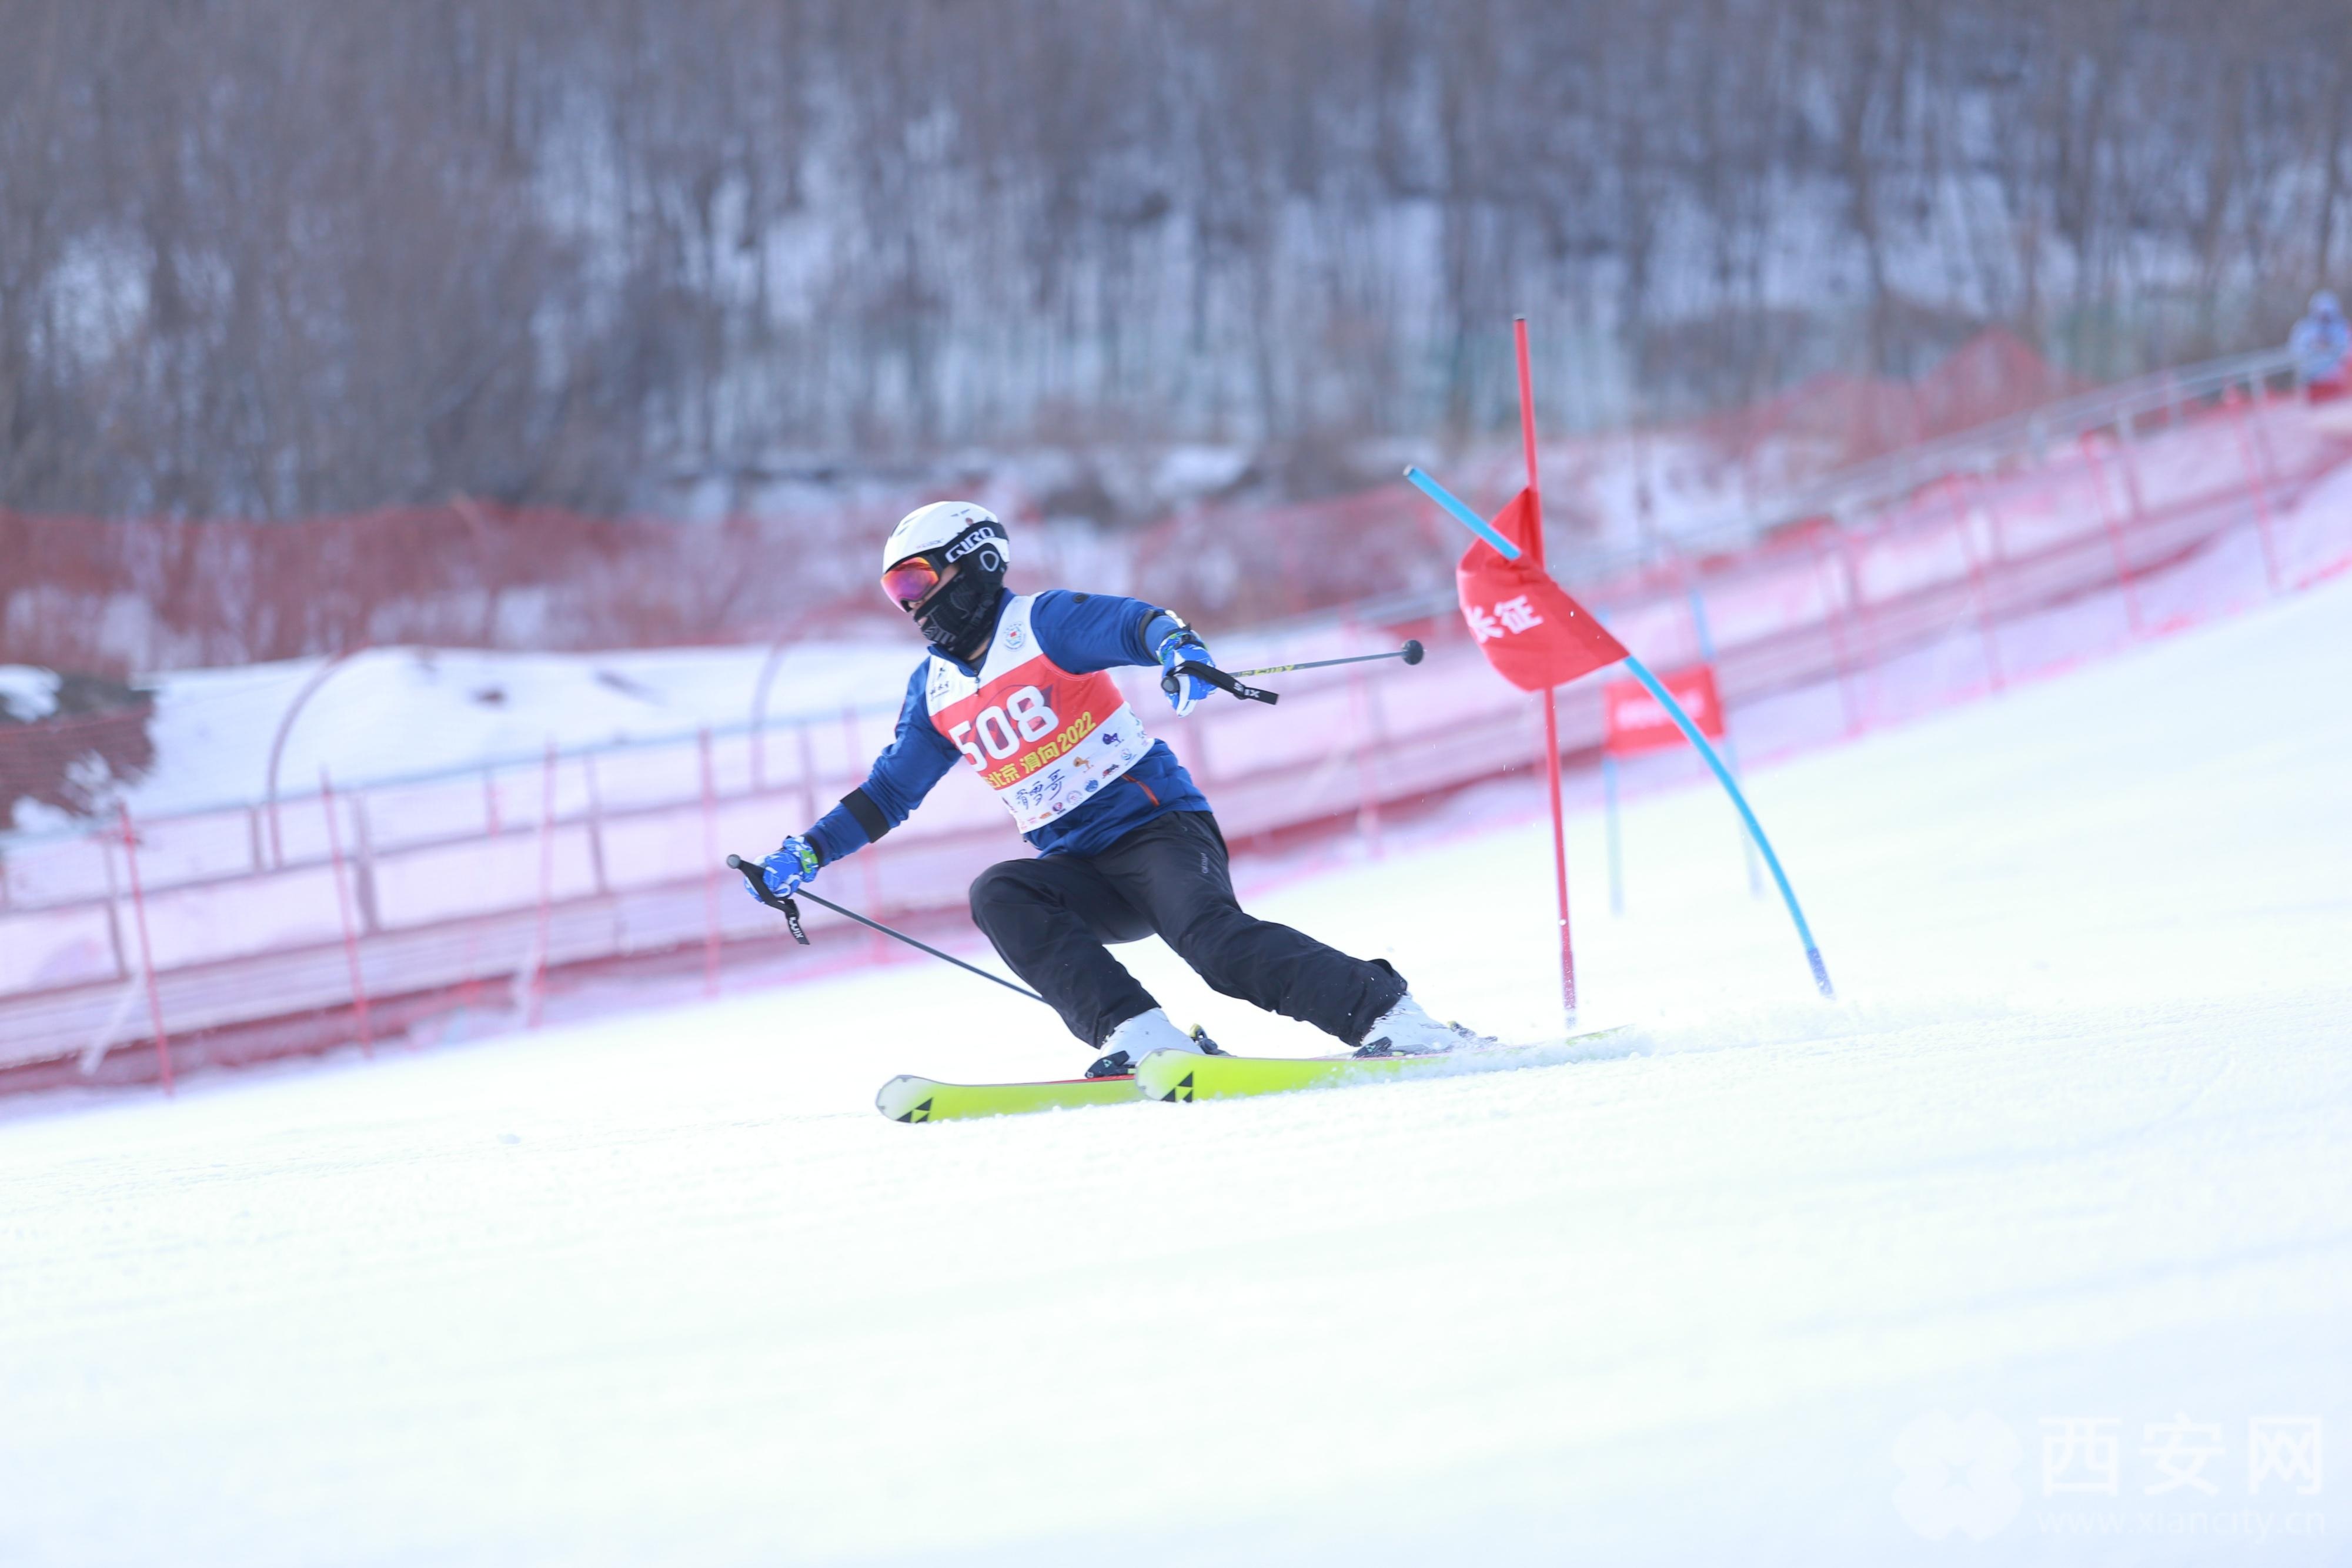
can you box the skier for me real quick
[748,500,1480,1077]
[2289,290,2348,400]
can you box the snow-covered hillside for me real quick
[78,638,923,825]
[1,612,1393,830]
[3,569,2348,1563]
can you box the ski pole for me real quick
[1226,640,1424,679]
[725,854,1047,1005]
[1158,640,1427,706]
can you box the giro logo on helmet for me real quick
[943,527,1005,565]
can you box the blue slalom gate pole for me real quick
[1618,651,1832,997]
[1405,464,1835,999]
[1406,466,1519,554]
[1672,558,1764,898]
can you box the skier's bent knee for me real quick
[967,861,1034,926]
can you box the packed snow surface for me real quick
[5,577,2351,1564]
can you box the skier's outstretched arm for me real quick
[1030,590,1217,715]
[749,664,957,900]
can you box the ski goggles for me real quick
[880,556,943,610]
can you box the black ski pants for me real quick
[969,810,1407,1050]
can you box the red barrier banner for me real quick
[1605,664,1725,755]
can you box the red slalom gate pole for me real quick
[116,803,174,1094]
[319,768,375,1056]
[1515,316,1576,1022]
[2080,433,2144,636]
[1835,521,1883,728]
[1813,534,1864,737]
[843,706,888,965]
[527,741,556,1028]
[2223,388,2284,593]
[1943,475,2005,693]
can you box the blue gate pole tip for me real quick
[1808,948,1835,999]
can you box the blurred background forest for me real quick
[2,0,2348,521]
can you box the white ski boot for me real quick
[1355,993,1492,1057]
[1086,1009,1224,1079]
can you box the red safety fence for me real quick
[0,502,920,673]
[1692,327,2090,476]
[0,328,2117,676]
[2,385,2348,1092]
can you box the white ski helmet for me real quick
[878,500,1011,657]
[881,500,1009,577]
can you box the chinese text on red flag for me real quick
[1455,490,1628,692]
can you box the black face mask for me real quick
[913,547,1005,663]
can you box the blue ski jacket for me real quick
[803,588,1210,865]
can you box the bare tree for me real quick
[2,0,2346,521]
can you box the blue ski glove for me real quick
[1152,619,1217,717]
[750,835,820,903]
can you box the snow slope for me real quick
[4,574,2350,1564]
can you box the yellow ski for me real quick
[1132,1029,1635,1103]
[876,1072,1140,1122]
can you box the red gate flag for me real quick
[1455,489,1628,691]
[1605,664,1725,755]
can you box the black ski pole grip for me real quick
[1167,660,1279,706]
[727,853,811,944]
